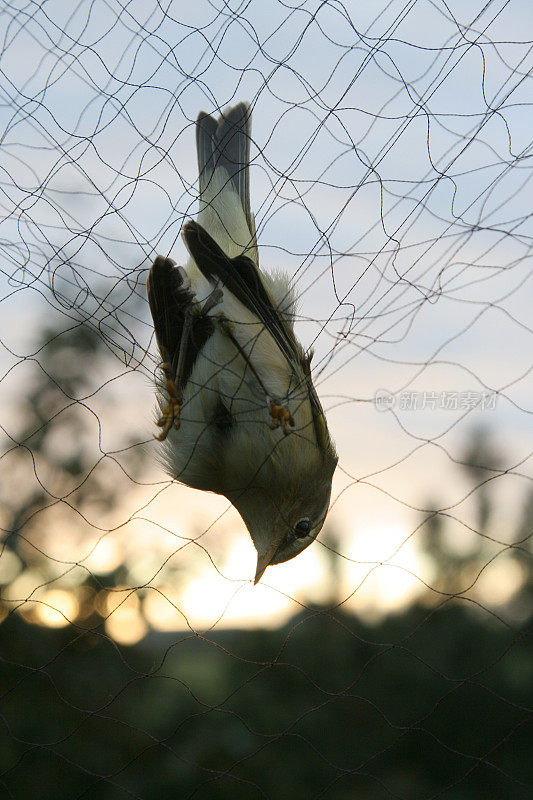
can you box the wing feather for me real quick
[147,255,214,390]
[183,220,298,366]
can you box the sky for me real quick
[0,0,531,639]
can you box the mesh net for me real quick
[0,1,531,798]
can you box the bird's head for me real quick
[225,425,337,583]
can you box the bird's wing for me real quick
[147,255,215,388]
[182,220,334,454]
[183,220,299,367]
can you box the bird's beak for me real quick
[254,535,284,585]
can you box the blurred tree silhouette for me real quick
[507,485,533,621]
[0,302,149,623]
[2,323,89,569]
[459,426,503,533]
[418,427,526,609]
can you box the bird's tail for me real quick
[195,102,257,262]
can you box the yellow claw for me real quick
[268,401,295,436]
[154,363,181,441]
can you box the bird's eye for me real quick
[294,518,311,538]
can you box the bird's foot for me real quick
[268,399,294,436]
[155,363,181,441]
[217,314,233,335]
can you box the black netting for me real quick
[0,2,531,798]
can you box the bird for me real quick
[147,102,337,584]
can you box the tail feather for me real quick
[195,103,257,262]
